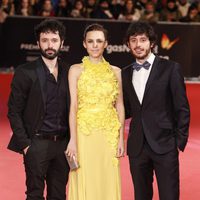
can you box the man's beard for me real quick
[40,45,61,60]
[132,47,151,60]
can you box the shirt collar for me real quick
[147,53,155,66]
[40,56,62,81]
[135,53,155,66]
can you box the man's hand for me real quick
[23,146,30,155]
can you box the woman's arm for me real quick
[112,66,125,157]
[65,64,82,159]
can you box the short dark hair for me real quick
[34,19,66,41]
[124,21,157,47]
[83,23,108,41]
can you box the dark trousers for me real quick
[23,137,70,200]
[129,143,179,200]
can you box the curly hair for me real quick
[34,19,66,41]
[124,21,157,48]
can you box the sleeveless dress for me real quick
[68,56,121,200]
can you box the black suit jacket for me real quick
[7,57,70,153]
[122,56,190,157]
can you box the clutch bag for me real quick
[65,153,79,171]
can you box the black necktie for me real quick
[132,61,151,71]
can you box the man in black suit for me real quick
[7,19,70,200]
[122,21,190,200]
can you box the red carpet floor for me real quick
[0,74,200,199]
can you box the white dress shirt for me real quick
[132,53,155,104]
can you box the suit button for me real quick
[41,116,44,119]
[35,130,38,133]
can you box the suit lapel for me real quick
[36,58,47,110]
[142,56,160,104]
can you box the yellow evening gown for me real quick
[68,56,121,200]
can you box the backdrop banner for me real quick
[1,16,200,77]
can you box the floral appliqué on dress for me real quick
[77,56,121,166]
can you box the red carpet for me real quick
[0,74,200,199]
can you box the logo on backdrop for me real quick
[20,43,70,52]
[20,43,70,62]
[106,44,130,54]
[161,34,179,50]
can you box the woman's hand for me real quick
[65,139,77,160]
[116,137,124,158]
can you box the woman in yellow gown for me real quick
[66,24,125,200]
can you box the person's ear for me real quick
[104,40,108,48]
[150,42,155,48]
[83,41,86,49]
[61,40,64,48]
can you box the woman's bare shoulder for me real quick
[68,63,84,79]
[69,63,84,73]
[110,65,121,74]
[70,63,83,70]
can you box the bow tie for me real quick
[132,61,151,71]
